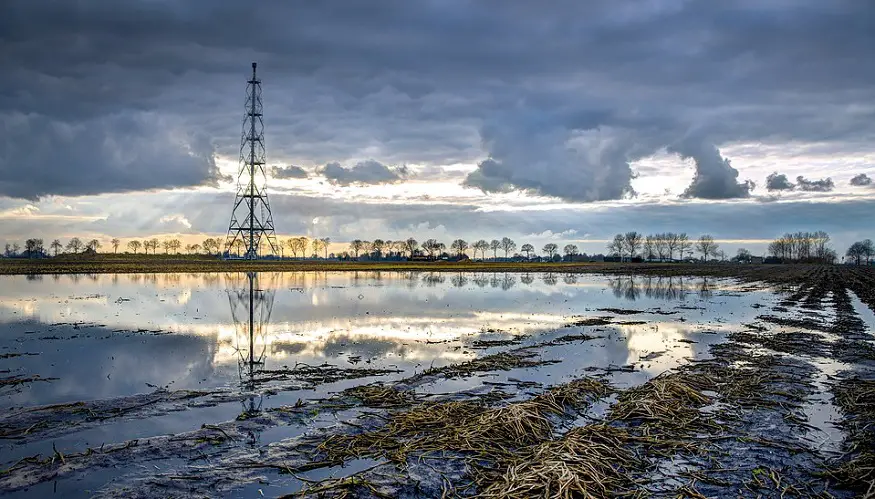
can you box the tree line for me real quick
[2,231,870,265]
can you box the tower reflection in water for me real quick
[226,272,276,417]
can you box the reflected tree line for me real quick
[607,275,714,301]
[23,270,714,298]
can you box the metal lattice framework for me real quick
[226,272,276,414]
[225,62,279,259]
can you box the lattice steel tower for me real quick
[225,62,279,259]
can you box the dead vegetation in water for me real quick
[565,316,614,327]
[410,351,558,381]
[249,363,402,385]
[341,385,416,408]
[0,352,39,359]
[317,377,610,468]
[548,333,603,345]
[0,374,58,388]
[828,377,875,495]
[608,372,721,438]
[475,424,646,499]
[471,337,525,349]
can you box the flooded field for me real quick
[1,269,873,497]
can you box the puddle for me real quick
[848,290,875,337]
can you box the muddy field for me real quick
[1,266,873,498]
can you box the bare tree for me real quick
[319,237,330,258]
[812,231,832,261]
[490,239,501,259]
[542,243,558,259]
[643,235,655,261]
[847,242,867,265]
[678,233,693,260]
[608,234,624,258]
[666,233,680,261]
[500,237,516,258]
[162,240,172,254]
[232,239,245,257]
[201,238,217,256]
[190,243,201,254]
[422,239,439,258]
[521,243,534,259]
[292,237,308,258]
[111,238,120,253]
[370,239,385,258]
[24,238,44,258]
[404,238,418,257]
[148,238,160,255]
[450,239,469,257]
[66,237,84,254]
[473,240,489,260]
[623,232,643,259]
[169,239,181,254]
[127,240,141,254]
[86,239,101,252]
[349,239,365,258]
[695,235,718,261]
[50,239,63,256]
[653,234,668,261]
[863,239,874,264]
[563,244,578,258]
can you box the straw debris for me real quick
[475,424,647,499]
[317,377,610,467]
[412,351,558,380]
[828,377,875,494]
[609,372,720,437]
[342,385,416,408]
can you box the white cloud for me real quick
[159,214,193,229]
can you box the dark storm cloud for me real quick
[1,1,874,200]
[271,165,309,179]
[850,173,872,186]
[669,139,753,199]
[766,173,795,191]
[463,118,643,201]
[0,112,222,200]
[319,160,408,186]
[796,176,835,192]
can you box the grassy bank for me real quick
[0,253,796,276]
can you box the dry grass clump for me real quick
[609,372,718,435]
[544,378,611,408]
[834,377,875,419]
[318,377,610,465]
[342,385,415,408]
[475,424,646,499]
[828,453,875,497]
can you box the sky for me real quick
[1,0,873,257]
